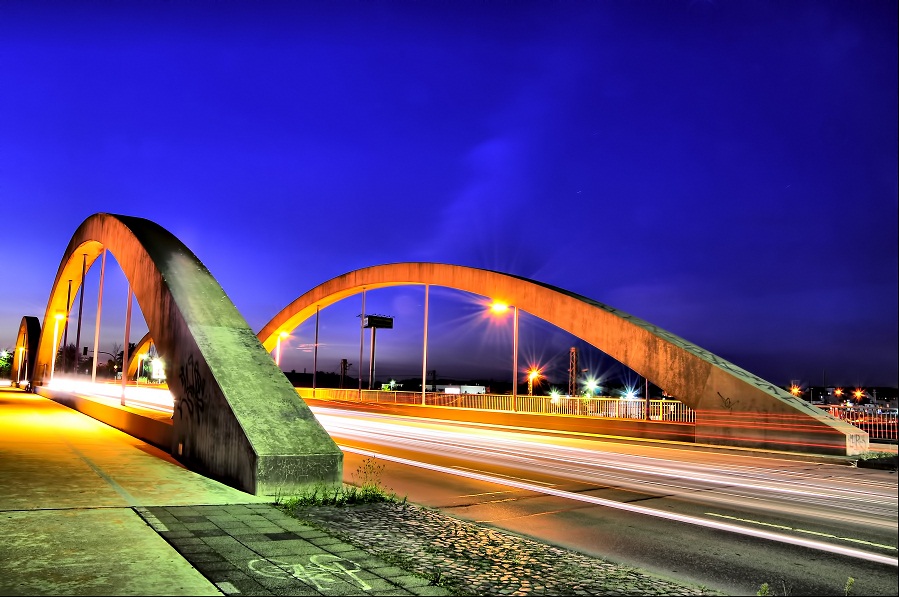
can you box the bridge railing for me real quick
[819,405,898,443]
[297,388,696,423]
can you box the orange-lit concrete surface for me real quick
[258,263,868,456]
[0,386,264,596]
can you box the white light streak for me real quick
[340,445,898,567]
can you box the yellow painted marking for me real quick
[451,466,556,486]
[705,512,898,551]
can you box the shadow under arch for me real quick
[258,262,867,456]
[33,213,342,495]
[11,316,41,388]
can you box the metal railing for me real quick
[297,388,696,423]
[820,405,898,442]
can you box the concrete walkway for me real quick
[0,387,450,596]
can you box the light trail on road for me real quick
[339,444,897,566]
[310,406,898,565]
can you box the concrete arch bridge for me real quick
[12,213,343,496]
[258,263,868,456]
[10,214,867,498]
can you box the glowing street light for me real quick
[527,368,542,396]
[550,389,561,405]
[50,313,65,382]
[834,388,844,398]
[274,331,289,368]
[489,300,519,411]
[789,384,801,397]
[853,388,865,402]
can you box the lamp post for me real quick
[274,331,288,368]
[136,353,147,387]
[17,346,26,385]
[422,284,429,406]
[50,313,64,382]
[527,368,541,396]
[121,285,133,406]
[585,378,598,416]
[490,300,519,412]
[91,248,106,383]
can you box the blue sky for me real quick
[1,0,896,388]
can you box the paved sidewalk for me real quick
[135,504,449,596]
[0,388,455,596]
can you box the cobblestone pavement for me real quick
[285,501,720,596]
[139,503,452,596]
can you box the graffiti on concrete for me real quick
[248,555,372,591]
[176,354,207,425]
[848,433,869,452]
[717,392,736,411]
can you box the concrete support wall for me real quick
[258,263,868,456]
[32,213,343,495]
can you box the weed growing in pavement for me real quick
[275,456,404,509]
[756,577,857,596]
[756,581,790,595]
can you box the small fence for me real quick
[820,405,898,443]
[297,388,696,424]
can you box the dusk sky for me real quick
[1,1,896,390]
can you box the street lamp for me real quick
[50,313,65,382]
[550,389,561,405]
[274,331,288,368]
[136,353,147,386]
[527,368,541,396]
[489,300,519,411]
[17,346,26,385]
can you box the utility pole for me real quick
[339,359,350,389]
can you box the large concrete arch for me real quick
[33,213,342,495]
[125,331,154,379]
[258,262,867,456]
[11,316,41,388]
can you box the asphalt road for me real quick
[312,405,899,596]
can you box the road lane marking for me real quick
[458,490,516,498]
[704,512,898,551]
[340,445,898,567]
[451,466,557,486]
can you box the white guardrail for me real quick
[820,405,898,442]
[297,388,697,423]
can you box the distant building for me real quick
[425,384,486,394]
